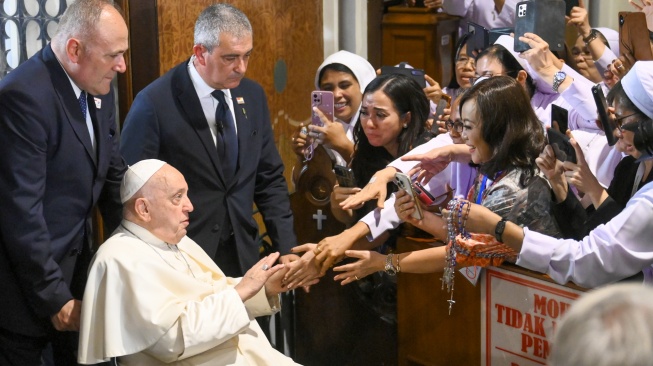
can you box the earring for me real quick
[403,124,407,128]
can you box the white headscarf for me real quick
[621,61,653,120]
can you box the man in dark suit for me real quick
[0,0,128,364]
[121,3,297,277]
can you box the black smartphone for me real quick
[565,0,579,16]
[591,84,617,146]
[547,128,577,164]
[468,22,513,56]
[380,65,426,87]
[514,0,566,52]
[551,104,569,133]
[333,165,356,188]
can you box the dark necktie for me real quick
[78,91,87,118]
[211,90,238,182]
[79,91,96,153]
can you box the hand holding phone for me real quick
[547,128,577,164]
[514,0,566,52]
[334,165,356,188]
[394,172,423,220]
[591,84,617,146]
[305,91,335,161]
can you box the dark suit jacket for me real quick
[0,45,125,337]
[120,60,296,274]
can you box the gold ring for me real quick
[355,275,359,280]
[314,247,322,254]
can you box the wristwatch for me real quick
[582,29,598,46]
[552,71,567,93]
[385,254,397,276]
[494,218,507,243]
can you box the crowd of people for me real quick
[1,0,653,364]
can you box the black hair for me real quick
[458,76,545,183]
[476,44,536,98]
[351,73,428,219]
[447,32,472,90]
[318,63,358,87]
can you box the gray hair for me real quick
[54,0,122,45]
[194,3,252,53]
[549,283,653,366]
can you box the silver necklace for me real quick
[121,224,196,278]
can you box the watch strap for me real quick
[494,218,507,243]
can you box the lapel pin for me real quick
[94,97,102,109]
[242,107,247,119]
[236,97,245,104]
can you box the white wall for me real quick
[590,0,634,30]
[323,0,368,58]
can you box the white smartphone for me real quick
[394,172,423,220]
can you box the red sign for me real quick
[481,267,583,365]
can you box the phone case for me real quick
[311,90,334,128]
[413,181,436,206]
[333,165,356,188]
[619,12,653,62]
[514,0,565,52]
[592,84,617,146]
[394,172,423,220]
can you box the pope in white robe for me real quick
[78,159,300,365]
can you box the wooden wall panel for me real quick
[156,0,323,187]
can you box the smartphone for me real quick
[591,84,617,146]
[467,22,488,56]
[565,0,579,16]
[380,65,426,87]
[394,172,423,220]
[547,128,577,164]
[431,94,453,136]
[412,181,436,206]
[514,0,565,52]
[551,104,569,134]
[333,165,356,188]
[311,90,334,127]
[467,22,513,56]
[619,12,653,61]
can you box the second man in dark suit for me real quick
[121,3,297,277]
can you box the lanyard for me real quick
[476,175,489,204]
[476,171,504,204]
[632,162,646,198]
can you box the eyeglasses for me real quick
[469,70,515,85]
[456,56,475,68]
[446,118,464,133]
[615,112,640,132]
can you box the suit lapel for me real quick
[42,45,96,165]
[172,63,227,185]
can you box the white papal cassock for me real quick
[78,220,299,365]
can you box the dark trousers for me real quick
[213,233,242,277]
[0,326,78,366]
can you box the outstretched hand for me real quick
[333,250,385,285]
[235,252,285,302]
[341,166,397,210]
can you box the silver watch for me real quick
[552,71,566,93]
[384,254,397,276]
